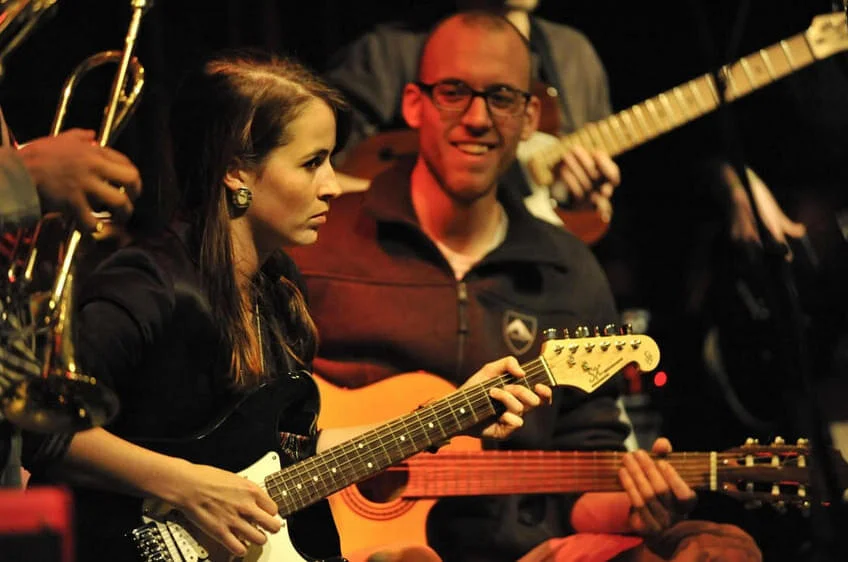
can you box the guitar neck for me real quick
[534,28,818,166]
[267,357,555,516]
[399,450,722,497]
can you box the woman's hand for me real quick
[164,461,282,557]
[459,356,553,440]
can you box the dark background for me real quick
[2,1,847,558]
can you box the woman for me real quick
[24,52,551,560]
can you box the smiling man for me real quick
[291,11,761,562]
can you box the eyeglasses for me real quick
[415,79,531,118]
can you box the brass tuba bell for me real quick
[0,0,151,433]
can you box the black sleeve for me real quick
[21,246,175,473]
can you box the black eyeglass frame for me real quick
[414,79,532,117]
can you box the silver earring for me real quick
[231,185,253,210]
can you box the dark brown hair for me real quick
[169,51,346,386]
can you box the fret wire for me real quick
[631,105,652,138]
[619,109,642,143]
[758,48,777,80]
[739,58,757,89]
[688,80,706,113]
[392,409,418,458]
[597,120,619,154]
[644,99,665,133]
[658,93,677,126]
[671,87,690,122]
[779,39,795,69]
[585,123,606,152]
[608,114,629,151]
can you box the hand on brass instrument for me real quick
[619,437,697,536]
[555,145,620,223]
[164,461,282,557]
[459,356,552,441]
[18,128,142,232]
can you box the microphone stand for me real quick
[687,1,844,559]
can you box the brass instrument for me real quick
[0,0,60,80]
[0,0,151,433]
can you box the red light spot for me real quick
[653,371,668,387]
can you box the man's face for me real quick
[403,20,538,202]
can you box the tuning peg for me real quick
[796,438,809,447]
[603,324,616,336]
[543,328,559,341]
[593,326,600,336]
[619,324,633,335]
[575,326,590,338]
[773,500,787,515]
[773,436,785,446]
[562,328,570,339]
[744,437,759,446]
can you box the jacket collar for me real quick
[363,159,571,272]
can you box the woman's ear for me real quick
[224,166,253,193]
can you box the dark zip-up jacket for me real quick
[290,161,632,560]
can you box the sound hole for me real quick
[356,468,410,503]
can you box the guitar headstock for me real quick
[807,12,848,60]
[539,325,660,393]
[717,437,848,512]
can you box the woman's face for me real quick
[241,98,341,251]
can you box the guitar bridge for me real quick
[130,518,209,562]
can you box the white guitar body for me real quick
[139,452,309,562]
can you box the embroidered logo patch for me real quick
[503,310,538,356]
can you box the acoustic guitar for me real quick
[317,370,848,561]
[339,12,848,245]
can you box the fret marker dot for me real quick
[331,468,337,473]
[282,491,287,496]
[297,484,302,489]
[367,462,373,468]
[428,422,434,428]
[400,435,406,441]
[358,443,364,449]
[313,476,319,482]
[459,407,466,414]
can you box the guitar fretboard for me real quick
[266,357,555,516]
[400,450,719,496]
[531,28,818,169]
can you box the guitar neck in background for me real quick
[530,22,836,173]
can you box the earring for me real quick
[231,185,253,210]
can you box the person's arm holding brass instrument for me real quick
[8,128,142,231]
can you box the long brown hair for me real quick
[169,51,346,386]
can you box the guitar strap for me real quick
[528,17,576,133]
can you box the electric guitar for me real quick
[339,12,848,244]
[92,332,658,561]
[317,372,848,560]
